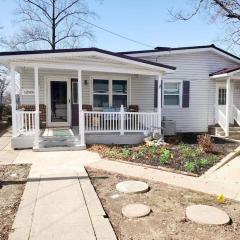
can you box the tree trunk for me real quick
[52,0,56,50]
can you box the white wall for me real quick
[140,51,239,132]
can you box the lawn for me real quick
[88,134,239,175]
[87,168,240,240]
[0,164,30,240]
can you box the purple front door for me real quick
[71,79,79,126]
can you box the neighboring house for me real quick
[0,44,239,150]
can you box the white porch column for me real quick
[10,65,17,137]
[226,77,231,137]
[34,66,40,148]
[78,70,85,147]
[157,74,162,129]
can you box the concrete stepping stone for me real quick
[116,180,149,194]
[122,204,151,218]
[186,205,230,225]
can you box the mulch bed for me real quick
[87,168,240,240]
[0,164,30,240]
[88,136,239,175]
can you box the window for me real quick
[163,82,181,106]
[93,79,109,108]
[218,88,226,105]
[92,79,128,108]
[72,82,78,104]
[112,80,127,107]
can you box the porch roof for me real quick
[0,47,176,74]
[209,66,240,79]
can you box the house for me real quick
[0,44,239,150]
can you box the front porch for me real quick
[3,48,175,150]
[210,67,240,139]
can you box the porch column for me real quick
[157,74,162,129]
[10,65,17,137]
[226,77,231,137]
[34,66,40,148]
[78,69,85,147]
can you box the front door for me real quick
[47,79,71,127]
[216,83,227,114]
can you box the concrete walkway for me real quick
[0,131,116,240]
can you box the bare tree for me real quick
[170,0,240,47]
[3,0,97,50]
[0,69,9,105]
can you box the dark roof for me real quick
[120,44,240,62]
[209,66,240,76]
[0,47,176,70]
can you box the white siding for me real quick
[140,51,239,132]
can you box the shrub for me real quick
[179,144,200,159]
[197,134,214,153]
[121,147,132,158]
[198,158,209,167]
[159,149,171,164]
[184,161,196,172]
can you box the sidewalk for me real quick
[86,158,240,201]
[5,149,116,240]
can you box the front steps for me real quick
[210,126,240,140]
[34,134,86,152]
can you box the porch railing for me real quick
[84,110,160,134]
[16,110,36,136]
[232,105,240,126]
[216,108,227,135]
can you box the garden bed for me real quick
[87,168,240,240]
[88,134,239,175]
[0,164,30,240]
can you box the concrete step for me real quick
[33,145,86,152]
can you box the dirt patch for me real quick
[88,140,239,175]
[0,164,31,240]
[87,168,240,240]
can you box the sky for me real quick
[0,0,233,54]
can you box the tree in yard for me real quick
[0,69,9,105]
[3,0,97,50]
[170,0,240,48]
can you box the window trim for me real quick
[90,76,130,110]
[162,80,182,108]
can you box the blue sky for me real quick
[0,0,232,53]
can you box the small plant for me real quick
[184,161,196,172]
[179,144,200,159]
[216,194,225,204]
[198,158,209,167]
[197,134,214,153]
[121,147,132,158]
[159,149,171,164]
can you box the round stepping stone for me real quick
[122,204,151,218]
[186,205,230,225]
[116,180,149,194]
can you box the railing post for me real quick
[10,65,17,137]
[157,74,162,129]
[120,105,124,135]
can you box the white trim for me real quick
[162,80,183,108]
[127,47,240,64]
[46,76,71,127]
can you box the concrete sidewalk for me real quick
[6,149,116,240]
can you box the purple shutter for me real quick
[154,79,163,108]
[154,80,157,108]
[182,81,190,108]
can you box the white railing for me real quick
[84,108,160,134]
[216,108,227,135]
[232,105,240,126]
[16,110,36,136]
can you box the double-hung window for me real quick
[93,79,128,108]
[163,82,181,106]
[93,79,109,108]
